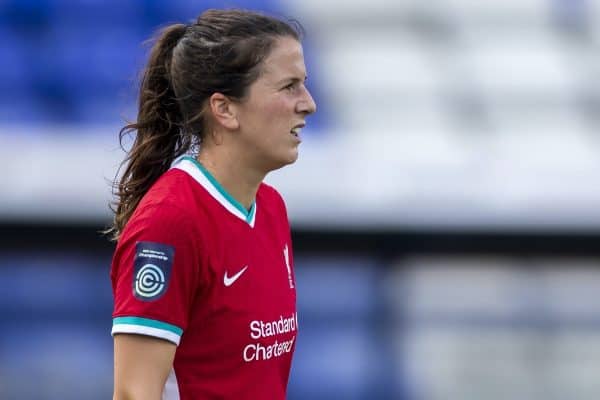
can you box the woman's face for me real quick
[233,36,317,172]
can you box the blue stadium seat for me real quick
[302,46,330,130]
[74,97,131,124]
[289,322,379,400]
[140,0,284,31]
[0,94,56,124]
[0,0,52,32]
[26,23,142,124]
[0,255,112,317]
[0,0,329,130]
[0,322,113,400]
[0,28,29,92]
[295,256,382,319]
[49,0,140,27]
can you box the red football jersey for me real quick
[111,156,297,399]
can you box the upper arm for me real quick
[110,204,205,398]
[111,203,204,343]
[113,334,176,400]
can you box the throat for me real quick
[194,156,260,211]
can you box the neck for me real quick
[197,147,265,210]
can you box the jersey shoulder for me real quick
[258,182,286,207]
[137,169,196,213]
[120,169,203,242]
[257,182,290,228]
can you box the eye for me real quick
[283,82,296,91]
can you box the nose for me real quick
[296,85,317,115]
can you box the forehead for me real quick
[259,37,306,81]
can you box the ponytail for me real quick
[108,24,189,241]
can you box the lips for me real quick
[290,123,305,137]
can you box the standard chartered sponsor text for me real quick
[243,313,297,362]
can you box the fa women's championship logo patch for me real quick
[132,241,174,301]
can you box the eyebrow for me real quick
[276,76,308,86]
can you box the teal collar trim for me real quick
[181,156,256,224]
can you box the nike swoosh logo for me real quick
[224,265,248,287]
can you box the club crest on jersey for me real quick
[283,244,294,289]
[132,241,174,301]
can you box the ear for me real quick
[208,93,239,130]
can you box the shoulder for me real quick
[121,202,195,248]
[258,182,284,202]
[258,182,287,209]
[122,170,200,242]
[135,168,203,219]
[140,169,194,208]
[115,199,203,277]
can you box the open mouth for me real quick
[290,124,304,138]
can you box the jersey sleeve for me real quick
[110,203,204,345]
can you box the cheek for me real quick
[263,99,293,128]
[241,97,293,141]
[262,93,293,113]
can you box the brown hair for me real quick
[108,9,302,240]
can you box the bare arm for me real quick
[113,334,177,400]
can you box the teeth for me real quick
[291,127,302,135]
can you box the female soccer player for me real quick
[108,9,316,399]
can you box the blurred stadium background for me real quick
[2,0,600,399]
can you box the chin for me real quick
[286,150,299,165]
[267,152,299,172]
